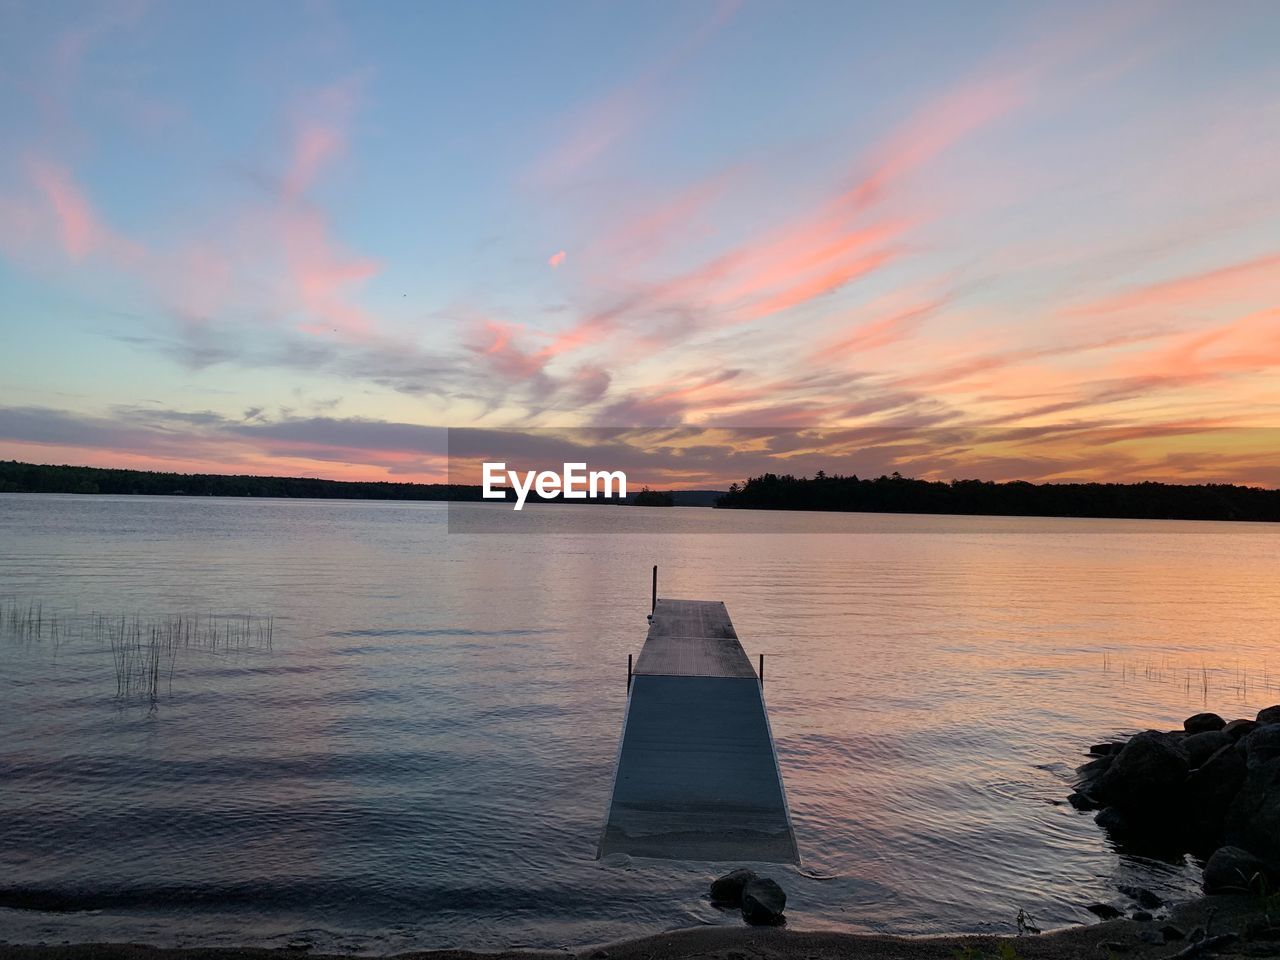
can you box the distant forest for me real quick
[0,460,483,501]
[5,460,1280,522]
[714,472,1280,522]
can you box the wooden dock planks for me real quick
[633,599,756,679]
[599,598,799,863]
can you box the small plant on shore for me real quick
[1015,907,1041,936]
[1254,875,1280,926]
[955,942,1018,960]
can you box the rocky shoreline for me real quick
[0,895,1278,960]
[1071,704,1280,899]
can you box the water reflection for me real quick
[0,494,1277,951]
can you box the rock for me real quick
[1186,743,1247,826]
[1069,790,1101,811]
[1257,705,1280,725]
[1203,845,1271,893]
[1093,731,1190,813]
[1160,925,1186,942]
[1182,730,1231,768]
[1132,911,1153,923]
[1086,903,1124,920]
[1224,719,1259,742]
[1118,885,1163,909]
[1076,755,1115,781]
[1095,807,1130,834]
[1136,929,1162,945]
[1097,941,1130,954]
[1090,742,1124,756]
[1185,713,1227,734]
[709,868,758,906]
[740,877,786,926]
[1225,758,1280,863]
[1243,917,1280,939]
[1240,724,1280,770]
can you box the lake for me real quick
[1,494,1277,952]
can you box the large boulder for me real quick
[741,877,786,926]
[1076,755,1114,782]
[1182,730,1230,768]
[1094,731,1190,813]
[1224,758,1280,863]
[1240,724,1280,770]
[1185,744,1247,827]
[1222,719,1258,742]
[1068,790,1101,811]
[1203,845,1272,894]
[1086,903,1124,920]
[709,868,757,906]
[1095,807,1130,834]
[1185,713,1226,734]
[1256,705,1280,725]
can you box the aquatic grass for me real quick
[2,598,274,651]
[2,598,275,708]
[1100,649,1278,705]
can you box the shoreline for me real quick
[0,895,1273,960]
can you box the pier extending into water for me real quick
[598,596,799,863]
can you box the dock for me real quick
[598,597,799,863]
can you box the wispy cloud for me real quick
[530,0,742,184]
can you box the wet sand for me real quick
[1,895,1274,960]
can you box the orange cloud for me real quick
[1108,308,1280,386]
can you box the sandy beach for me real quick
[2,895,1275,960]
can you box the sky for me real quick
[1,0,1278,487]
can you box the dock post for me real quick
[759,653,764,684]
[651,565,657,613]
[628,653,633,690]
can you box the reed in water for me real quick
[2,599,274,706]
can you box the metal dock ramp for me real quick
[598,597,799,863]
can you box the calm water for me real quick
[2,494,1278,952]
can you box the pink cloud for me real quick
[27,157,101,260]
[819,300,943,359]
[283,124,344,200]
[548,250,566,268]
[284,206,379,336]
[1063,253,1280,321]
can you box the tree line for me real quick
[0,460,484,501]
[713,471,1280,522]
[0,460,629,505]
[7,460,1279,521]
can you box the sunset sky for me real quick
[1,0,1278,487]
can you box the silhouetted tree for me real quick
[714,470,1280,522]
